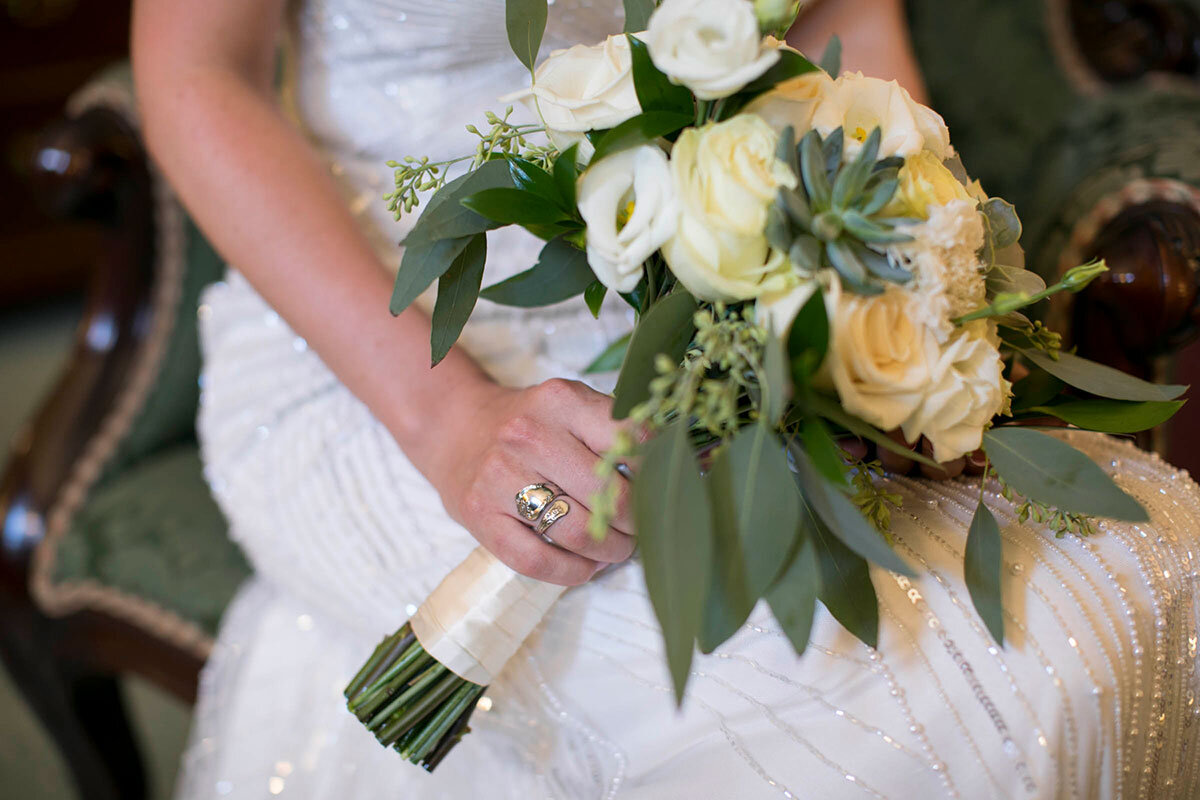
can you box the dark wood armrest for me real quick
[0,106,155,592]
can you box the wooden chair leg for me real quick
[0,609,147,800]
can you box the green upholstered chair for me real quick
[2,6,1198,799]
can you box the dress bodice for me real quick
[283,0,632,388]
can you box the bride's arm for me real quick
[132,0,635,584]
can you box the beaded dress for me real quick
[176,1,1200,797]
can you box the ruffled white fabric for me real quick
[178,1,1200,797]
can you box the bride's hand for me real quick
[427,378,636,586]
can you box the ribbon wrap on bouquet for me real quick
[410,546,566,685]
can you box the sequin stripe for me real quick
[890,491,1091,799]
[929,475,1130,792]
[573,641,886,800]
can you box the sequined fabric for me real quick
[179,1,1200,797]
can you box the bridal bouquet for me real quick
[344,0,1187,770]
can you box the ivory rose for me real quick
[644,0,780,101]
[662,115,797,301]
[823,280,1006,462]
[577,145,677,293]
[742,71,835,138]
[502,34,640,155]
[810,72,951,162]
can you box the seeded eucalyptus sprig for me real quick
[767,125,915,295]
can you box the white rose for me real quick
[823,279,1007,462]
[742,70,835,138]
[577,145,677,293]
[502,34,641,155]
[810,72,951,162]
[662,115,797,301]
[902,322,1009,462]
[644,0,781,101]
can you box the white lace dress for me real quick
[176,1,1200,797]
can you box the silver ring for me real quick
[515,482,560,522]
[536,497,570,536]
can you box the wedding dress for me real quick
[175,1,1200,797]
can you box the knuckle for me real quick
[497,414,541,450]
[537,378,577,404]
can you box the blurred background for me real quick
[0,1,1198,799]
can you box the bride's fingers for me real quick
[484,515,600,586]
[878,430,917,475]
[919,438,966,480]
[524,495,636,563]
[530,434,635,536]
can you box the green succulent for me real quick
[768,125,915,295]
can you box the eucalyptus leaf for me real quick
[765,531,819,656]
[627,34,693,115]
[590,110,693,165]
[964,501,1004,646]
[613,291,698,418]
[728,423,802,599]
[986,264,1045,298]
[391,235,473,316]
[461,187,568,226]
[635,421,713,702]
[623,0,656,32]
[982,198,1022,249]
[982,427,1148,521]
[819,34,842,76]
[787,288,829,382]
[699,450,756,653]
[480,236,595,307]
[761,334,790,425]
[1026,398,1185,434]
[584,332,631,374]
[791,444,916,576]
[584,280,607,318]
[1021,348,1187,402]
[505,0,548,71]
[800,416,849,488]
[1010,368,1064,411]
[430,234,488,366]
[810,508,879,648]
[404,159,514,244]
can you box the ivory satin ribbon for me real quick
[410,546,566,685]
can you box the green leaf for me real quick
[612,290,698,418]
[986,264,1045,298]
[819,34,842,76]
[590,110,692,165]
[787,289,829,382]
[1025,398,1185,434]
[791,444,916,576]
[391,235,474,316]
[480,236,595,307]
[405,159,515,244]
[584,280,607,318]
[698,450,756,653]
[430,234,488,366]
[584,331,632,374]
[740,49,819,97]
[627,34,693,115]
[761,334,790,424]
[806,394,940,469]
[800,416,849,488]
[635,421,713,703]
[982,198,1022,248]
[461,187,568,226]
[1010,368,1064,411]
[964,501,1004,646]
[728,423,802,599]
[1021,348,1187,402]
[508,158,565,209]
[552,144,580,208]
[765,531,819,656]
[623,0,656,32]
[505,0,548,71]
[982,427,1148,521]
[810,508,879,648]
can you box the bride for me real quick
[133,0,1200,797]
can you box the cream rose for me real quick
[810,72,951,162]
[742,71,835,138]
[662,115,797,301]
[823,280,1007,462]
[502,34,640,155]
[882,150,974,219]
[644,0,781,101]
[577,145,677,293]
